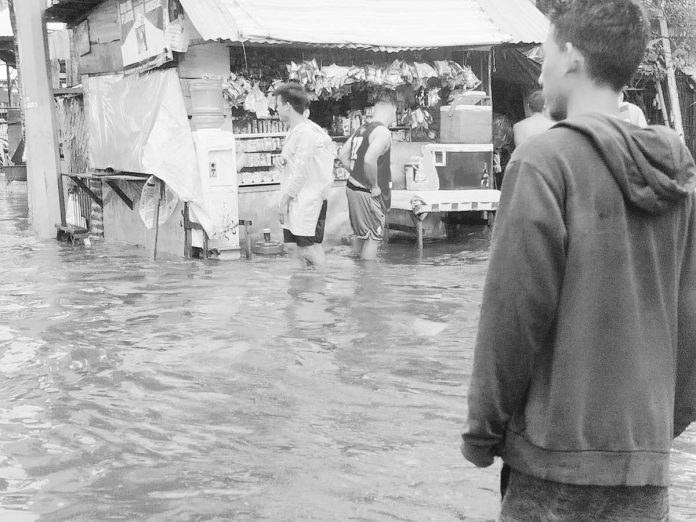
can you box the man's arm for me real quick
[337,136,353,171]
[363,126,391,195]
[462,159,567,467]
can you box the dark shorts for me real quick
[500,468,669,521]
[283,200,327,247]
[346,181,386,241]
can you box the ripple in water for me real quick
[0,181,694,521]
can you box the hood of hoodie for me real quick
[555,114,696,215]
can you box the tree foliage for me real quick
[534,1,696,79]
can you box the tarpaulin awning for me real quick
[179,0,549,51]
[493,46,543,87]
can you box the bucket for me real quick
[190,79,224,130]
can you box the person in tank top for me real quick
[338,96,396,260]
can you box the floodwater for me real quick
[0,180,694,522]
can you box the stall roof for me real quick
[179,0,549,51]
[0,8,12,38]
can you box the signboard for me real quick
[117,0,170,71]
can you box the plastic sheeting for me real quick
[85,68,212,233]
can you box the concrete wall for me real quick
[100,180,353,257]
[102,180,186,257]
[238,181,352,246]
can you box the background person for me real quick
[512,90,554,147]
[619,88,649,127]
[275,83,334,268]
[338,95,396,260]
[462,0,696,520]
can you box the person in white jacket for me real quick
[275,83,335,268]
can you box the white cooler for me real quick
[191,129,240,254]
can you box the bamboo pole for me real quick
[655,79,671,126]
[659,1,685,141]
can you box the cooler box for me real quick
[423,144,494,190]
[191,129,239,252]
[440,102,492,144]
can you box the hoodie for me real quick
[463,114,696,486]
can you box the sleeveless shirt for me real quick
[348,122,392,210]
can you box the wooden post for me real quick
[183,202,192,258]
[5,64,10,107]
[659,1,684,142]
[152,179,163,260]
[12,0,65,238]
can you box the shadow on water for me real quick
[0,180,694,521]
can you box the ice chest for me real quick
[440,103,492,144]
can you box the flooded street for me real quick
[0,180,694,521]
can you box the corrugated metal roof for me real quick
[179,0,549,51]
[476,0,549,45]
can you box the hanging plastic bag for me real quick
[139,176,180,230]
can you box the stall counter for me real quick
[238,180,353,246]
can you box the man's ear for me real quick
[564,42,584,76]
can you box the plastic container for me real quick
[440,104,492,144]
[190,79,224,130]
[440,94,492,144]
[252,240,284,255]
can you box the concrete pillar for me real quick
[13,0,65,238]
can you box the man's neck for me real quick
[287,113,306,129]
[567,81,621,119]
[371,110,390,128]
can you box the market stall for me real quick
[45,0,548,256]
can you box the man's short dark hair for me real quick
[274,82,310,114]
[528,90,545,113]
[373,90,397,107]
[549,0,649,91]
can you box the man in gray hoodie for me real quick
[462,0,696,520]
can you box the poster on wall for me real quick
[117,0,172,72]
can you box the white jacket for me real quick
[280,120,335,236]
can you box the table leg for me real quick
[245,222,252,260]
[417,219,423,253]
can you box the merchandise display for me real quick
[220,49,489,187]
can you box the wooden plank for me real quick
[53,87,83,95]
[68,28,80,86]
[77,41,123,75]
[105,180,134,210]
[55,223,89,234]
[50,59,62,89]
[86,0,121,44]
[69,175,103,207]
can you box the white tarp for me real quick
[84,68,213,233]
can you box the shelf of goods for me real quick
[235,133,285,186]
[235,132,350,186]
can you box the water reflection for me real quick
[0,179,694,521]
